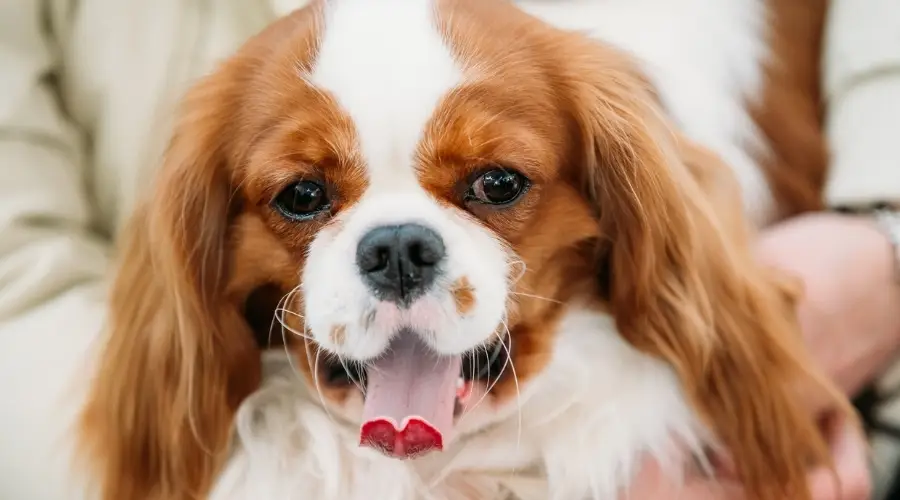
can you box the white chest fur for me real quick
[211,308,704,500]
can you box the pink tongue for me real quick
[359,330,460,459]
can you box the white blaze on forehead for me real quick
[310,0,462,191]
[301,1,509,363]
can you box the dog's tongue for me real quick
[360,329,460,460]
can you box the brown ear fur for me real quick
[752,0,830,218]
[559,39,853,499]
[77,74,261,500]
[77,10,331,498]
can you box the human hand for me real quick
[624,411,870,499]
[625,211,899,499]
[756,212,900,395]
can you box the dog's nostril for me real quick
[407,242,423,266]
[407,240,442,267]
[375,248,390,271]
[358,245,391,273]
[402,225,445,268]
[356,223,445,304]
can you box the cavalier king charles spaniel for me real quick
[78,0,852,499]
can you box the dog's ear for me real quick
[78,70,261,500]
[560,37,852,499]
[78,10,333,498]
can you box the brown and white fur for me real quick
[78,1,850,499]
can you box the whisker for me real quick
[509,291,562,304]
[274,288,318,342]
[310,338,339,427]
[458,327,512,425]
[338,355,367,396]
[275,311,316,341]
[497,320,522,453]
[481,331,511,403]
[485,341,493,393]
[473,343,479,387]
[274,285,338,426]
[453,349,480,427]
[273,286,304,340]
[278,308,306,319]
[267,289,292,349]
[454,341,482,428]
[280,288,310,382]
[507,258,528,286]
[281,303,306,384]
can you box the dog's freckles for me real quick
[450,276,477,316]
[329,324,347,346]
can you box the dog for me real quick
[78,0,851,499]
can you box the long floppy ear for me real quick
[562,44,853,499]
[78,75,261,500]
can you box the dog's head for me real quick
[79,1,849,499]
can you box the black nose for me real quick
[356,223,446,305]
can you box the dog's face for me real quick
[230,0,607,451]
[79,1,849,498]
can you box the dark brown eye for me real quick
[272,180,330,220]
[467,167,529,206]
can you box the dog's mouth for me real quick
[321,330,510,460]
[323,336,509,391]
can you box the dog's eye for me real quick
[466,168,529,206]
[272,181,330,220]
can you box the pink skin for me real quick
[627,213,896,499]
[372,299,447,337]
[357,330,466,459]
[625,413,869,500]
